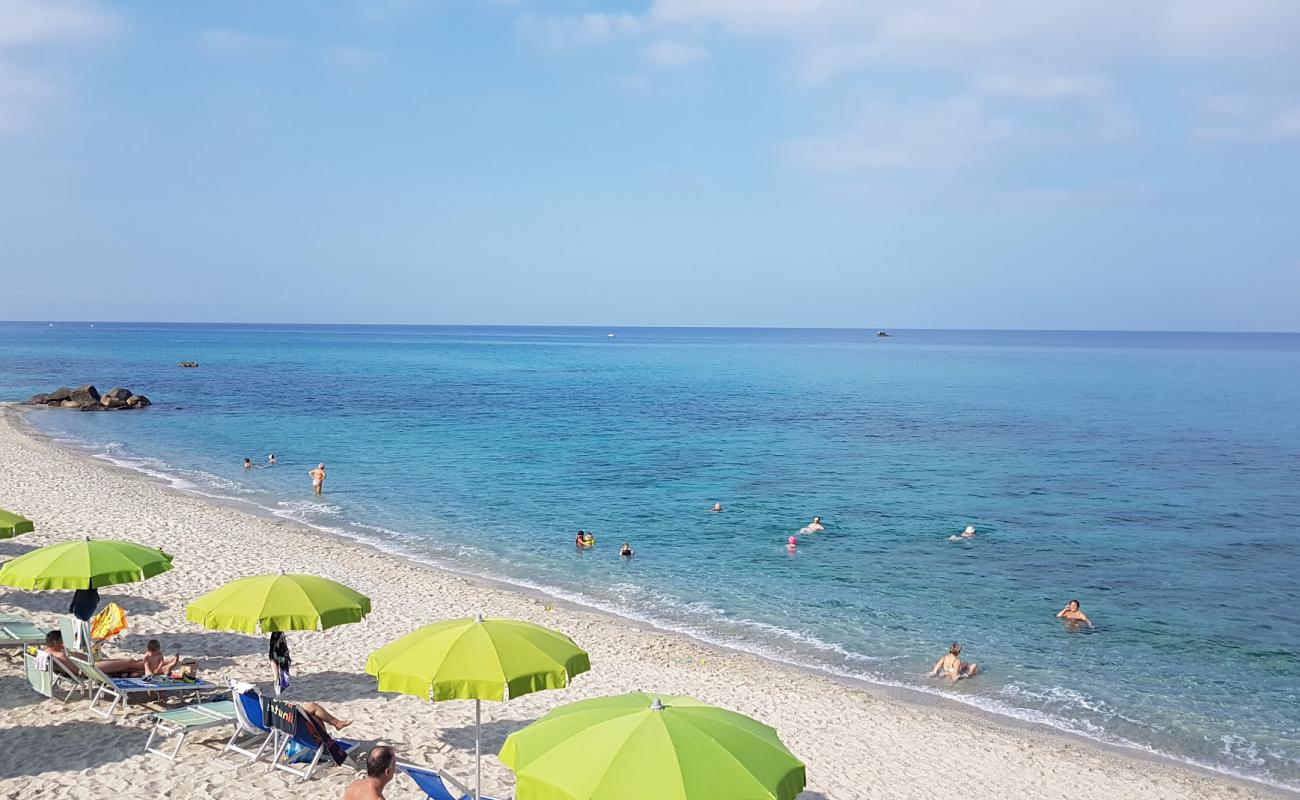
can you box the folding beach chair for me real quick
[144,699,238,761]
[0,615,48,651]
[263,698,359,782]
[214,682,275,769]
[23,646,89,702]
[399,762,498,800]
[69,654,218,718]
[59,615,99,659]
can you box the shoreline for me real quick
[1,403,1292,799]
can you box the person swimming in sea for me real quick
[243,457,253,469]
[799,516,824,534]
[1056,599,1094,628]
[620,542,634,558]
[267,452,276,465]
[787,535,797,551]
[711,502,723,513]
[928,642,979,681]
[575,530,587,548]
[948,525,976,542]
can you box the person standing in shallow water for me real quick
[1057,599,1094,628]
[309,463,326,496]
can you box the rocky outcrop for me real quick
[23,384,151,411]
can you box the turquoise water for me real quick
[3,322,1299,788]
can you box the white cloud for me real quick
[785,98,1012,171]
[327,45,382,70]
[643,40,708,68]
[515,12,646,50]
[199,28,284,55]
[0,0,115,133]
[1194,96,1300,141]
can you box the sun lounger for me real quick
[59,615,100,659]
[23,646,90,702]
[144,699,238,761]
[0,616,48,649]
[214,682,275,769]
[399,762,497,800]
[263,698,359,782]
[69,654,218,718]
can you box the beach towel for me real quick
[90,603,128,641]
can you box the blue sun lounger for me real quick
[263,698,360,782]
[399,762,498,800]
[214,682,275,769]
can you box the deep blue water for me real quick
[2,322,1299,788]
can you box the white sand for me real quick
[0,406,1287,799]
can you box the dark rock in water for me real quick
[23,384,150,410]
[69,385,100,405]
[177,361,199,368]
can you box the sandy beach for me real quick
[0,405,1287,800]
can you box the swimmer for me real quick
[787,535,797,549]
[309,463,326,496]
[620,542,634,558]
[799,516,824,534]
[948,525,977,542]
[1056,599,1094,628]
[575,530,587,547]
[243,458,253,470]
[928,642,979,682]
[583,532,595,547]
[711,503,723,513]
[267,452,276,465]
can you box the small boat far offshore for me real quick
[876,331,890,337]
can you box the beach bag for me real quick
[90,603,128,641]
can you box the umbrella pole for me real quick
[475,698,482,800]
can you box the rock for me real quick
[69,385,100,405]
[177,361,199,368]
[133,395,151,407]
[104,387,133,401]
[101,395,126,409]
[47,387,72,402]
[60,399,81,408]
[23,393,48,405]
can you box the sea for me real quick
[2,322,1298,789]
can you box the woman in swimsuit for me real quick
[1056,599,1094,628]
[928,642,979,681]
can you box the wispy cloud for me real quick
[642,39,708,68]
[785,98,1012,172]
[1194,96,1300,141]
[0,0,116,133]
[199,28,284,55]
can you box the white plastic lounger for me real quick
[144,700,238,761]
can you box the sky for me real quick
[1,0,1298,331]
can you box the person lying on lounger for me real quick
[43,631,182,679]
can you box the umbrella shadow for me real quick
[0,673,46,712]
[438,718,533,755]
[0,719,134,776]
[113,630,266,660]
[0,541,38,558]
[0,592,169,617]
[798,793,833,800]
[284,669,379,704]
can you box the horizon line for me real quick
[2,319,1299,336]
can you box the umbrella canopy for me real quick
[367,616,590,800]
[185,573,371,633]
[499,693,806,800]
[0,538,172,590]
[0,509,34,540]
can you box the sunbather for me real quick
[43,630,176,679]
[301,701,352,731]
[344,745,395,799]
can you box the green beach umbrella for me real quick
[185,573,371,633]
[366,615,590,800]
[0,509,35,540]
[0,538,172,589]
[499,693,806,800]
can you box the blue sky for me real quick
[1,0,1297,330]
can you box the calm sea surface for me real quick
[2,323,1298,788]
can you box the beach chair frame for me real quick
[399,761,487,800]
[69,654,216,717]
[23,647,90,702]
[214,684,274,769]
[144,700,237,761]
[0,615,48,651]
[263,699,356,782]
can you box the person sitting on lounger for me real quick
[928,642,979,681]
[42,630,152,678]
[300,700,352,731]
[142,639,182,676]
[344,744,395,799]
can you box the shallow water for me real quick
[3,322,1299,788]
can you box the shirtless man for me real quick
[344,745,396,800]
[800,516,824,534]
[928,642,979,681]
[1056,599,1094,628]
[310,463,327,496]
